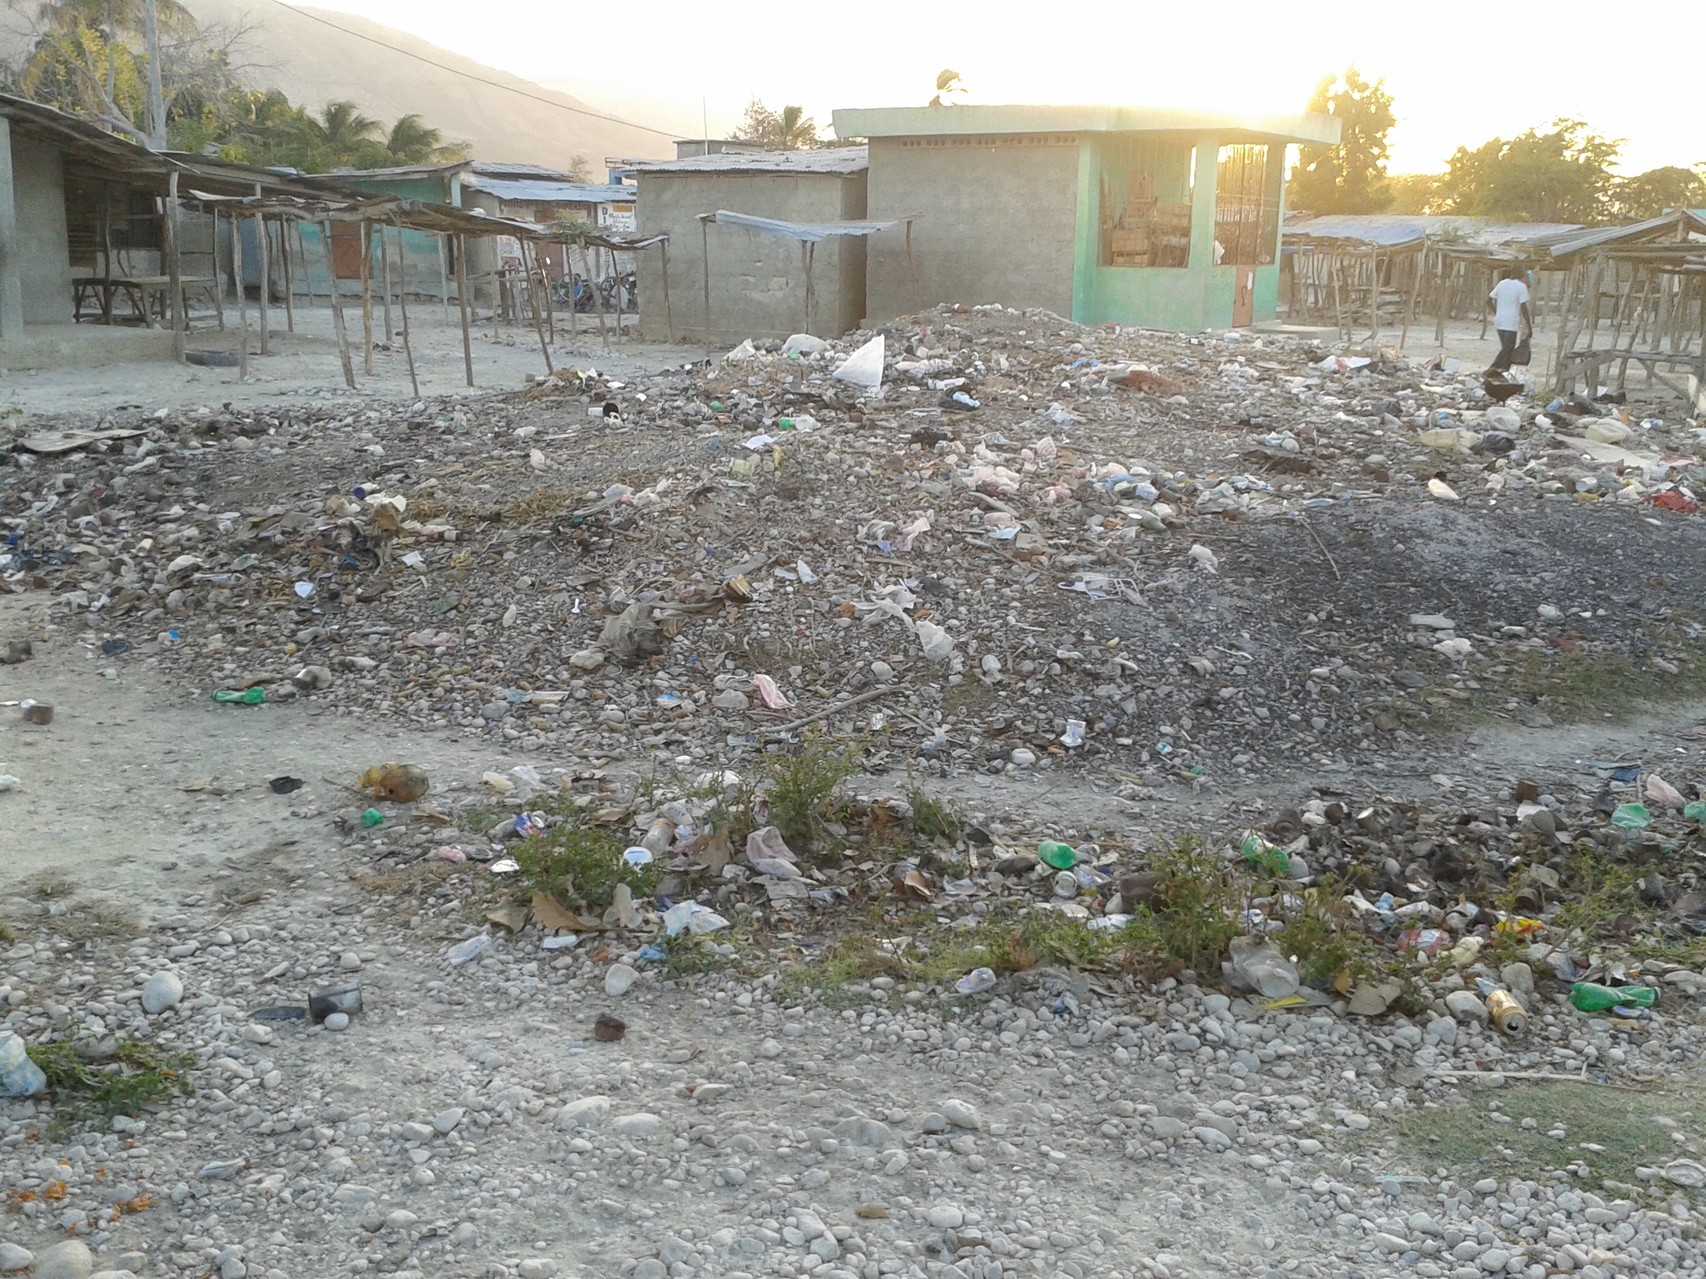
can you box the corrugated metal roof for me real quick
[464,178,634,204]
[469,162,570,179]
[699,209,917,243]
[1541,209,1706,258]
[1285,214,1585,251]
[833,104,1338,146]
[628,146,868,176]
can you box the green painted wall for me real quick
[1071,130,1285,331]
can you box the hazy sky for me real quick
[300,0,1700,175]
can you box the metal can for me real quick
[1488,989,1528,1036]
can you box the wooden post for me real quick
[659,238,674,341]
[905,219,918,315]
[802,240,816,335]
[359,219,375,375]
[280,217,294,333]
[438,234,451,326]
[583,239,610,349]
[490,244,502,339]
[539,241,555,346]
[253,211,270,355]
[521,239,554,375]
[454,233,474,387]
[319,220,356,390]
[391,225,419,399]
[296,222,316,309]
[207,202,225,331]
[700,217,712,358]
[564,239,579,342]
[231,206,249,379]
[609,244,622,341]
[380,223,394,343]
[163,169,185,362]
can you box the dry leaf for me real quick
[530,892,582,933]
[898,868,933,900]
[693,830,733,875]
[486,901,529,933]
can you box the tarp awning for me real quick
[697,209,919,244]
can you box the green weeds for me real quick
[27,1037,197,1134]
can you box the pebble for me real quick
[942,1098,981,1129]
[0,1245,31,1273]
[926,1204,964,1229]
[1445,990,1488,1024]
[140,970,183,1014]
[322,1012,350,1032]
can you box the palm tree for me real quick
[763,104,817,150]
[929,68,966,107]
[301,100,382,167]
[385,113,466,164]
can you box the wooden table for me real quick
[74,275,215,326]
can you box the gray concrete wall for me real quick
[0,118,23,339]
[863,135,1079,322]
[13,135,73,325]
[636,171,867,343]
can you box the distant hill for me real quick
[181,0,675,171]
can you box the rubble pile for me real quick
[5,306,1704,785]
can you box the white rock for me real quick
[518,1261,558,1279]
[942,1098,981,1129]
[570,649,605,670]
[1445,990,1488,1024]
[926,1205,964,1229]
[140,971,183,1014]
[605,963,640,996]
[322,1012,350,1032]
[1663,1159,1706,1188]
[1193,1125,1232,1151]
[35,1240,93,1279]
[611,1112,662,1139]
[0,1244,32,1273]
[433,1107,464,1135]
[558,1096,611,1129]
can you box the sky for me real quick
[295,0,1701,176]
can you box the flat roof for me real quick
[831,104,1339,146]
[627,146,868,176]
[464,177,634,204]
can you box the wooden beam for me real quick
[454,233,474,388]
[360,218,375,376]
[231,207,248,380]
[163,170,185,363]
[521,238,554,375]
[320,220,356,390]
[391,224,419,399]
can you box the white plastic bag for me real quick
[832,335,885,390]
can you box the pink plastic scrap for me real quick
[752,674,794,709]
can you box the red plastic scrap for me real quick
[1651,491,1699,514]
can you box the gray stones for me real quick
[833,1115,893,1147]
[610,1112,662,1139]
[432,1106,464,1135]
[942,1097,981,1129]
[1662,1159,1706,1187]
[34,1241,93,1279]
[558,1096,611,1129]
[517,1261,559,1279]
[0,1244,32,1274]
[140,970,183,1014]
[322,1011,350,1032]
[1445,990,1489,1024]
[926,1204,965,1229]
[1192,1125,1233,1152]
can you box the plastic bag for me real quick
[832,335,885,390]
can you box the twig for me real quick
[1429,1065,1598,1084]
[1300,515,1342,582]
[761,686,900,739]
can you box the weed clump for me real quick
[514,816,656,911]
[27,1037,196,1134]
[756,734,859,854]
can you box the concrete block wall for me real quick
[636,171,867,343]
[15,135,73,325]
[863,135,1079,322]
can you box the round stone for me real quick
[322,1012,350,1032]
[140,971,183,1015]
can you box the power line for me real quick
[264,0,679,140]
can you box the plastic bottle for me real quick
[212,688,265,705]
[1569,982,1658,1012]
[1227,936,1300,999]
[1037,840,1077,870]
[0,1031,47,1098]
[1240,834,1289,875]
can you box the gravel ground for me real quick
[3,307,1706,1279]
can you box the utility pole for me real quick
[143,0,166,149]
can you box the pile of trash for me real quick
[3,305,1704,785]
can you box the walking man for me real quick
[1486,267,1532,373]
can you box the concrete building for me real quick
[0,92,324,370]
[627,147,872,343]
[831,104,1339,331]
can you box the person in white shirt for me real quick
[1486,268,1532,373]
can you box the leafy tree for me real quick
[731,97,819,150]
[929,68,965,107]
[1612,165,1706,221]
[1434,119,1621,224]
[1383,173,1440,215]
[565,153,592,182]
[1287,67,1396,214]
[384,113,465,165]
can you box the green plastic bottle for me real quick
[1241,834,1289,875]
[212,687,265,705]
[1569,982,1658,1012]
[1037,840,1077,870]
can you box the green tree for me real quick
[732,97,819,150]
[1288,67,1396,214]
[1435,119,1621,224]
[385,113,466,164]
[1383,172,1440,215]
[1612,165,1706,221]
